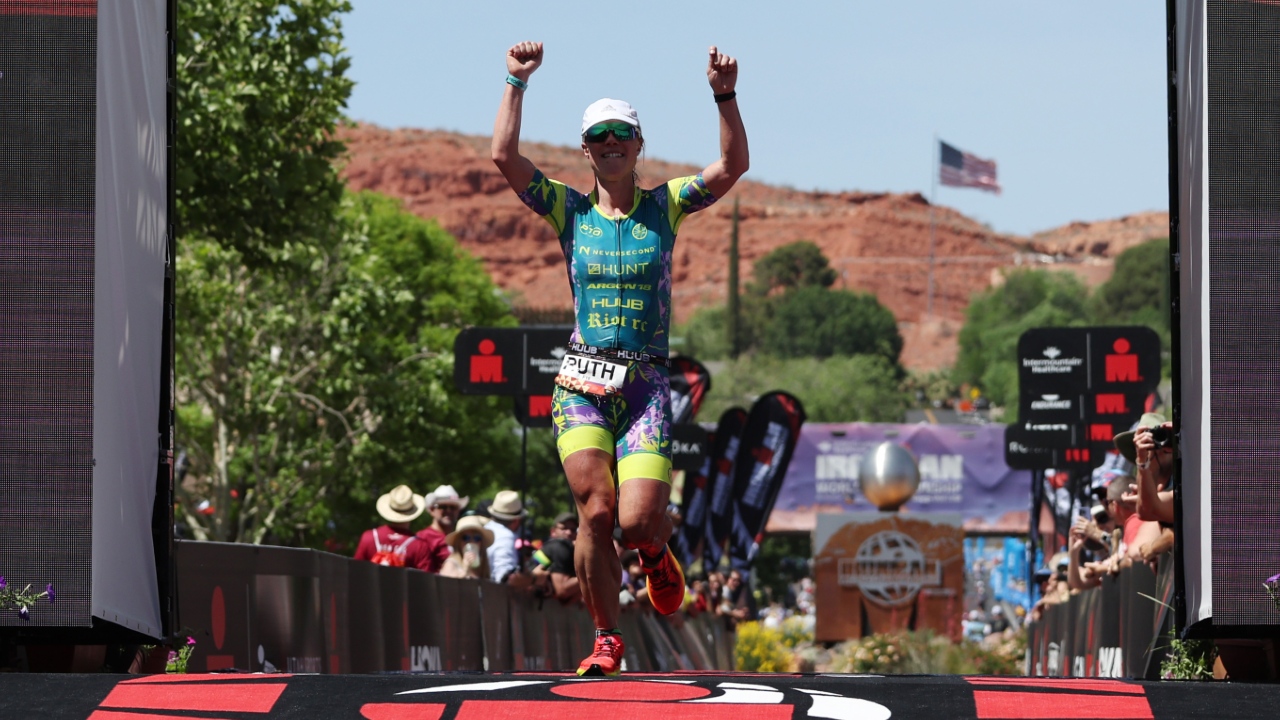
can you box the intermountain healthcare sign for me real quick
[767,423,1032,534]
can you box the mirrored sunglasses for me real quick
[460,533,484,543]
[583,122,638,143]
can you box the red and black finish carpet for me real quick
[2,672,1277,719]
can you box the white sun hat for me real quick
[424,484,469,510]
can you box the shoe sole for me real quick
[577,664,619,677]
[648,548,685,616]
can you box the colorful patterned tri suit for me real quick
[519,169,717,483]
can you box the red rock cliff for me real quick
[339,124,1168,371]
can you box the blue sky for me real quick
[341,2,1168,236]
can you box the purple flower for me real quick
[18,606,29,621]
[168,650,177,662]
[0,576,6,590]
[1266,573,1280,585]
[186,636,196,646]
[46,584,55,603]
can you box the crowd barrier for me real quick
[1026,556,1174,679]
[175,540,733,674]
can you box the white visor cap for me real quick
[581,98,640,136]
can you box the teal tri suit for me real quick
[518,168,717,482]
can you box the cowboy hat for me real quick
[487,490,528,521]
[424,484,469,511]
[1113,412,1171,463]
[446,515,494,549]
[376,484,426,524]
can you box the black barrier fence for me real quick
[1027,556,1175,679]
[176,540,732,674]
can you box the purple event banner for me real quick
[767,423,1032,534]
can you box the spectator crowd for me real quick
[1029,412,1176,622]
[352,483,814,630]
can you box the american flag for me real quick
[939,140,1001,194]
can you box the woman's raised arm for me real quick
[700,45,749,199]
[492,41,543,192]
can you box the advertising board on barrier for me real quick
[768,423,1032,533]
[175,540,728,674]
[1027,557,1173,679]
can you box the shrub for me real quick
[734,621,793,672]
[778,615,815,650]
[828,630,1025,675]
[829,633,907,674]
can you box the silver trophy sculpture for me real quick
[858,441,921,511]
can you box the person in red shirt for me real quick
[414,484,469,574]
[354,485,431,569]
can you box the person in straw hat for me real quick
[439,515,494,580]
[415,484,470,574]
[1113,412,1176,525]
[354,485,431,569]
[485,490,530,586]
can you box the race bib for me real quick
[555,352,627,396]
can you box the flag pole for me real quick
[927,133,938,318]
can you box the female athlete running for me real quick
[492,40,748,676]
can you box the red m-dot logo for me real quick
[1104,338,1142,383]
[528,396,552,417]
[1095,394,1128,414]
[470,339,506,383]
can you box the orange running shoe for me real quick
[644,545,686,616]
[577,632,625,677]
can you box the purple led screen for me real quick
[1206,0,1280,625]
[767,423,1032,534]
[0,1,97,627]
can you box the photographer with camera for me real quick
[1066,492,1117,591]
[1114,413,1175,525]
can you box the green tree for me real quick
[675,295,768,361]
[328,193,521,544]
[176,233,356,544]
[753,533,811,606]
[699,354,908,423]
[953,269,1091,412]
[902,370,960,409]
[177,0,353,265]
[176,194,517,546]
[678,243,898,366]
[761,286,903,364]
[1089,238,1171,332]
[748,240,838,296]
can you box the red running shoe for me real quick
[577,633,625,677]
[644,545,686,616]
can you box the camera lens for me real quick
[1150,426,1172,448]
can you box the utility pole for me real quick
[728,197,740,359]
[927,133,938,318]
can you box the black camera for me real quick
[1091,504,1112,525]
[1150,426,1173,449]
